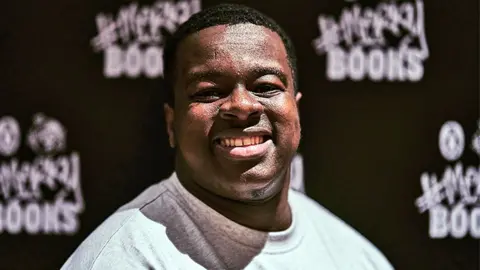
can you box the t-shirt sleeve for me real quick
[290,190,395,270]
[360,242,395,270]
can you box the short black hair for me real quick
[163,3,298,106]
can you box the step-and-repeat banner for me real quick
[0,0,478,269]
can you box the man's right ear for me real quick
[164,103,175,148]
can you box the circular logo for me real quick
[471,120,480,156]
[439,121,464,161]
[27,113,66,155]
[0,116,21,157]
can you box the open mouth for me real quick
[214,135,273,160]
[215,135,271,147]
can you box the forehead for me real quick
[174,24,291,80]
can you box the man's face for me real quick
[165,23,301,202]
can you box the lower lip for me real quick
[214,139,273,160]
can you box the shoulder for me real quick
[61,177,186,270]
[61,210,167,270]
[289,190,394,270]
[60,209,138,269]
[61,207,197,270]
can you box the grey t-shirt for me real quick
[62,173,394,270]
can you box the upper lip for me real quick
[213,127,272,141]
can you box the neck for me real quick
[176,167,292,232]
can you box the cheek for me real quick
[284,112,301,149]
[176,104,216,146]
[270,98,301,149]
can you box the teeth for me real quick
[219,136,266,147]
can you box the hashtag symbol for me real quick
[91,14,118,52]
[415,173,445,213]
[313,16,340,55]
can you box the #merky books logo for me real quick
[0,114,84,235]
[312,0,429,82]
[415,120,480,239]
[91,0,201,79]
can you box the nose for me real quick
[219,87,263,122]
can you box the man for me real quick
[62,4,394,270]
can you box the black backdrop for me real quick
[0,0,479,269]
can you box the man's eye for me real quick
[191,89,223,102]
[254,84,281,96]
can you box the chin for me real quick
[229,171,285,202]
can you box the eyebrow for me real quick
[250,66,289,88]
[185,70,225,86]
[185,66,289,88]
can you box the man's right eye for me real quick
[191,89,223,102]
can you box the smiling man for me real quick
[62,4,393,270]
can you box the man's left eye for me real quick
[253,84,281,96]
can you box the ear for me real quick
[164,103,175,148]
[295,92,302,104]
